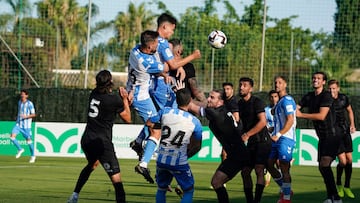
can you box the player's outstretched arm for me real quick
[119,87,131,123]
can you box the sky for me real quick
[77,0,337,33]
[0,0,336,32]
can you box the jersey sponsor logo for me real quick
[286,105,294,112]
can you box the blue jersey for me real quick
[151,107,202,166]
[155,36,174,63]
[265,105,275,129]
[151,36,177,108]
[16,100,35,129]
[127,44,164,101]
[274,95,296,141]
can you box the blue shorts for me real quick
[12,125,32,140]
[132,97,158,122]
[269,136,296,162]
[156,163,194,191]
[151,78,177,110]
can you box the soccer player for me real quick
[147,85,203,203]
[220,82,239,162]
[264,89,279,187]
[268,76,297,203]
[204,89,249,203]
[238,77,272,203]
[296,71,342,203]
[169,38,207,107]
[10,89,36,163]
[132,13,201,182]
[328,79,356,199]
[127,30,167,183]
[67,70,131,203]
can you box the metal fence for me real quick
[0,0,359,95]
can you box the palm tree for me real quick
[0,0,32,31]
[35,0,90,69]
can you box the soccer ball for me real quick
[208,30,227,49]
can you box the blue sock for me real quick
[181,188,194,203]
[11,138,22,151]
[274,175,283,188]
[136,126,149,144]
[141,139,157,164]
[282,182,291,200]
[28,142,35,156]
[156,188,166,203]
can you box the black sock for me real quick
[74,165,93,193]
[254,184,265,203]
[244,187,253,203]
[113,182,126,203]
[214,186,229,203]
[320,166,338,199]
[336,163,344,185]
[344,163,352,188]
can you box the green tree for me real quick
[334,0,360,68]
[0,0,32,31]
[110,2,156,71]
[35,0,91,69]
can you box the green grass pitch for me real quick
[0,156,359,203]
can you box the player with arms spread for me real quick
[67,70,131,203]
[147,82,202,203]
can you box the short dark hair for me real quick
[169,38,181,47]
[268,89,277,96]
[328,79,339,87]
[313,71,327,81]
[274,75,288,83]
[176,88,191,107]
[157,13,177,27]
[222,82,233,88]
[96,70,113,93]
[20,89,29,95]
[239,77,254,87]
[140,30,159,48]
[212,89,224,100]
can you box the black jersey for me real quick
[333,93,350,127]
[224,95,239,113]
[205,105,248,157]
[170,63,196,97]
[238,95,268,144]
[299,90,335,137]
[83,89,125,141]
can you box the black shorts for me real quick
[217,155,249,180]
[246,139,272,167]
[318,133,341,161]
[81,136,120,176]
[336,126,353,153]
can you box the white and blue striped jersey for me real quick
[16,100,35,129]
[127,44,165,101]
[274,95,296,141]
[265,105,275,129]
[151,107,202,166]
[155,36,174,63]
